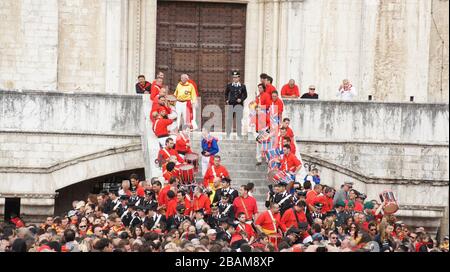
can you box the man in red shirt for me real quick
[255,203,286,235]
[158,138,184,165]
[135,75,151,94]
[306,184,322,211]
[162,161,180,182]
[153,113,174,148]
[130,173,145,198]
[269,91,284,124]
[235,212,256,244]
[280,144,301,179]
[176,190,192,216]
[233,185,258,222]
[312,186,334,214]
[281,118,295,139]
[150,77,163,101]
[255,83,271,112]
[192,186,211,216]
[157,177,178,208]
[281,200,308,230]
[150,95,171,122]
[260,73,277,97]
[281,79,300,98]
[175,126,192,157]
[165,190,178,218]
[203,155,230,188]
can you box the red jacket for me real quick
[175,133,192,154]
[158,185,172,206]
[280,152,301,173]
[153,118,173,137]
[150,83,162,101]
[265,83,277,96]
[269,98,284,119]
[255,210,286,233]
[158,148,184,164]
[233,196,258,221]
[256,92,272,111]
[166,198,178,217]
[281,208,307,230]
[150,103,171,122]
[203,165,230,187]
[281,84,300,97]
[313,195,334,214]
[192,194,211,215]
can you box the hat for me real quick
[227,219,238,228]
[357,193,367,200]
[207,229,217,235]
[176,204,186,213]
[335,200,346,208]
[444,236,449,240]
[221,177,231,184]
[221,192,230,199]
[120,195,130,201]
[145,189,154,196]
[136,205,145,211]
[297,191,307,197]
[219,217,229,223]
[231,71,240,77]
[286,227,300,236]
[364,201,374,210]
[67,210,77,218]
[276,182,287,187]
[314,202,323,209]
[347,201,355,207]
[75,201,85,210]
[131,187,137,193]
[326,210,337,217]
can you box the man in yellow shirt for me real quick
[174,74,198,130]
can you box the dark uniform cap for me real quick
[227,219,238,228]
[231,71,240,76]
[221,177,231,184]
[176,204,186,213]
[119,195,130,201]
[297,191,307,197]
[136,206,145,211]
[219,217,229,223]
[314,202,323,208]
[286,227,301,235]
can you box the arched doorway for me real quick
[54,168,145,216]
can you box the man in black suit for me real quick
[225,71,247,139]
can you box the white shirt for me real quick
[336,86,357,101]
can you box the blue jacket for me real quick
[201,137,219,156]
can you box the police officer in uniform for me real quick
[311,203,325,221]
[121,204,135,227]
[225,71,247,139]
[142,189,158,212]
[217,193,234,220]
[213,178,238,204]
[167,204,190,231]
[115,195,129,217]
[265,182,293,216]
[129,205,146,228]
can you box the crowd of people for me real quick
[0,72,447,253]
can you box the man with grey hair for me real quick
[333,181,353,205]
[174,74,197,130]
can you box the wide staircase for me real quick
[191,134,269,212]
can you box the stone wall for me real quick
[284,99,449,235]
[0,90,146,221]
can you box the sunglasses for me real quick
[79,225,87,228]
[309,88,315,90]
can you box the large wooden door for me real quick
[156,1,246,129]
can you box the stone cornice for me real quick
[301,153,449,186]
[0,143,142,174]
[297,139,449,148]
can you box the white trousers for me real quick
[254,132,262,162]
[201,155,210,177]
[176,102,187,129]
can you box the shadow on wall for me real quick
[54,168,145,216]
